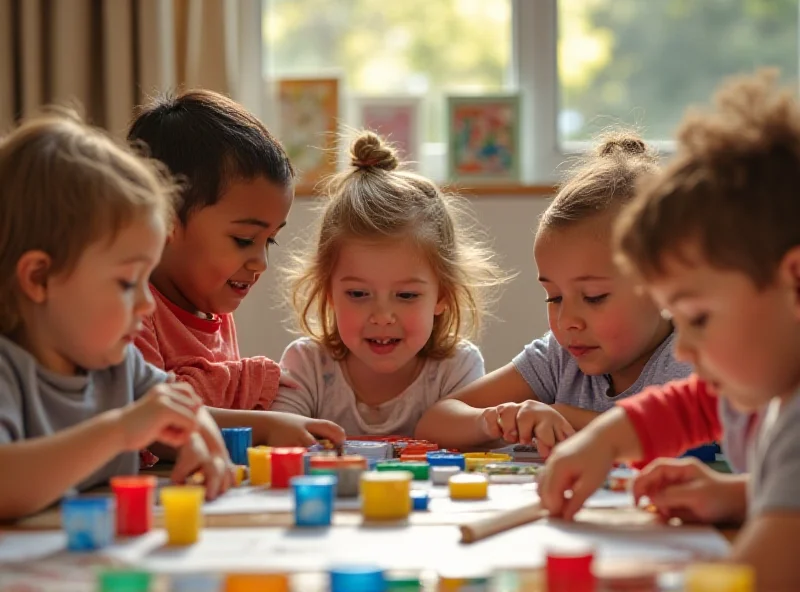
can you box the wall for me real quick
[234,195,552,372]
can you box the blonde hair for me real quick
[616,70,800,287]
[285,131,508,360]
[0,109,176,334]
[539,132,659,232]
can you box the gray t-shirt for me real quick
[273,337,485,437]
[512,331,692,412]
[747,391,800,517]
[0,335,167,492]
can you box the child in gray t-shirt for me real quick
[416,133,691,451]
[0,112,232,520]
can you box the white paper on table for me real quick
[191,482,633,516]
[105,521,730,574]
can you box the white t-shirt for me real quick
[272,337,485,437]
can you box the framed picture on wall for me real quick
[351,95,423,167]
[447,94,521,184]
[278,77,340,188]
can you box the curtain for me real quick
[0,0,263,136]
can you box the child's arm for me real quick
[538,376,723,519]
[135,319,281,410]
[731,513,800,591]
[414,363,536,447]
[0,383,201,520]
[208,408,345,447]
[617,375,721,467]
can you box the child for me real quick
[415,134,692,452]
[537,70,800,591]
[271,131,507,437]
[128,90,344,447]
[0,111,233,520]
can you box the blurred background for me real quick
[1,0,797,370]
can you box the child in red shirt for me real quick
[129,90,344,447]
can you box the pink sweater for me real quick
[135,286,281,410]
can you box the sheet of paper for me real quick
[0,519,729,576]
[193,482,633,516]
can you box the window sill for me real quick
[294,183,556,198]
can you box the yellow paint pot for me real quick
[360,470,412,520]
[160,485,204,545]
[463,452,511,472]
[449,473,489,499]
[247,446,272,486]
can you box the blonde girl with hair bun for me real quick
[272,131,509,437]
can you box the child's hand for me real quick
[633,457,748,524]
[481,400,575,454]
[536,427,616,520]
[118,383,202,450]
[256,412,346,447]
[171,421,236,501]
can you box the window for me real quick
[261,0,800,184]
[263,0,513,145]
[558,0,800,143]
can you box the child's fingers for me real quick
[202,456,230,500]
[513,409,536,446]
[536,440,553,458]
[497,405,520,442]
[561,475,597,521]
[633,458,703,501]
[556,420,576,441]
[533,422,558,450]
[649,481,704,516]
[165,382,203,409]
[171,446,202,486]
[481,408,503,440]
[306,419,346,445]
[148,400,198,447]
[537,461,576,517]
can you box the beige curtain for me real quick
[0,0,260,136]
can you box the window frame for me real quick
[256,0,800,186]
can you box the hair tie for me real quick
[354,158,380,168]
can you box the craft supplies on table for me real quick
[110,475,156,536]
[160,485,204,546]
[61,496,115,551]
[291,475,337,527]
[221,428,252,465]
[360,470,413,520]
[271,447,306,489]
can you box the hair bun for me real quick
[350,131,399,171]
[597,132,648,157]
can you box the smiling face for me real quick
[646,242,800,411]
[152,176,294,315]
[330,238,446,385]
[534,214,672,393]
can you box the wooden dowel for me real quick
[460,501,547,544]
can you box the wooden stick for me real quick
[460,501,547,544]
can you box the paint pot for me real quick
[61,496,115,551]
[361,471,412,520]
